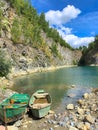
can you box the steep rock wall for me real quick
[0,0,82,75]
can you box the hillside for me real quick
[79,35,98,66]
[0,0,82,77]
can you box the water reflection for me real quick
[13,66,98,111]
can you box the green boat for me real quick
[29,90,52,118]
[0,93,30,123]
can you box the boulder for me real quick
[67,104,74,110]
[83,93,89,99]
[77,99,84,105]
[77,122,84,129]
[85,114,95,124]
[77,107,84,115]
[84,122,91,130]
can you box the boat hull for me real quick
[0,93,30,123]
[29,90,52,118]
[0,107,26,123]
[31,105,51,118]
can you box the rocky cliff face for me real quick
[0,0,82,75]
[82,49,98,65]
[79,37,98,66]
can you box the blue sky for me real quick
[31,0,98,48]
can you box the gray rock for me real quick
[48,120,52,124]
[70,121,75,127]
[58,121,65,126]
[64,117,69,122]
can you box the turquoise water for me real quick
[13,66,98,111]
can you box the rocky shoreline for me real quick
[0,88,98,130]
[44,89,98,130]
[0,65,75,88]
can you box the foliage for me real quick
[10,0,41,46]
[11,18,22,43]
[9,0,73,50]
[38,13,73,50]
[10,0,28,15]
[73,60,78,65]
[79,35,98,66]
[0,2,3,36]
[38,13,49,32]
[81,35,98,55]
[0,50,11,77]
[50,43,58,56]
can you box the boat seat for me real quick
[32,103,50,109]
[34,93,49,99]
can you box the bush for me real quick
[0,50,11,77]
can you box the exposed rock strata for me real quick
[0,0,82,78]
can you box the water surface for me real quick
[12,66,98,112]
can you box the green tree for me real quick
[0,50,11,77]
[11,18,22,43]
[38,13,49,32]
[50,43,58,56]
[0,2,3,36]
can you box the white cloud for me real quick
[55,25,72,35]
[45,5,81,25]
[56,25,72,37]
[64,34,94,47]
[55,25,94,47]
[45,5,94,47]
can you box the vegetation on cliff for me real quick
[0,50,11,77]
[79,35,98,65]
[0,0,82,77]
[8,0,72,50]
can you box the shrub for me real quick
[0,50,11,77]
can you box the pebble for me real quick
[54,125,59,128]
[22,125,27,128]
[70,121,75,127]
[48,120,52,124]
[14,120,22,127]
[58,121,64,126]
